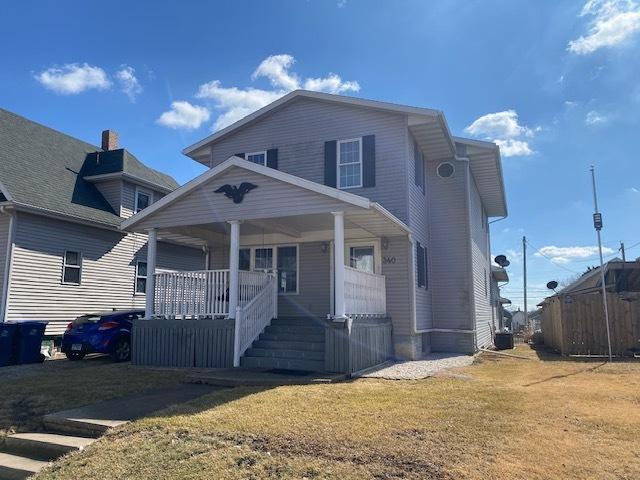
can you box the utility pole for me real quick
[620,242,626,263]
[523,236,528,331]
[590,166,613,362]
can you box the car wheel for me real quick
[111,337,131,362]
[65,352,85,361]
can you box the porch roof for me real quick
[120,156,410,244]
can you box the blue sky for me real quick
[2,0,640,308]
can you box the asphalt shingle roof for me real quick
[0,108,178,227]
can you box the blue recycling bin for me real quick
[0,323,19,366]
[15,321,46,364]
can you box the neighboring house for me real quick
[0,109,205,335]
[511,310,527,331]
[540,259,640,356]
[122,90,508,371]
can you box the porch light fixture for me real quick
[382,237,389,250]
[321,242,329,253]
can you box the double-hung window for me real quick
[246,151,267,166]
[254,248,274,271]
[135,261,148,294]
[337,138,362,189]
[135,188,152,213]
[62,251,82,285]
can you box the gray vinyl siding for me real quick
[382,236,412,336]
[95,179,123,216]
[426,158,473,332]
[278,242,330,318]
[208,97,409,223]
[134,168,352,230]
[407,134,433,332]
[430,331,475,353]
[121,181,136,218]
[469,177,493,348]
[0,213,10,317]
[5,212,204,325]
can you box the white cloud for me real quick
[627,187,639,193]
[251,54,300,91]
[585,110,609,125]
[156,101,210,130]
[464,110,537,157]
[35,63,111,94]
[115,65,142,102]
[534,245,614,264]
[192,54,360,131]
[568,0,640,54]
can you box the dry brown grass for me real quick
[31,346,640,479]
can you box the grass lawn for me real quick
[0,355,188,438]
[15,346,640,479]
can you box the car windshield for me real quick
[72,315,103,325]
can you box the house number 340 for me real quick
[383,256,396,264]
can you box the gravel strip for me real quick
[361,353,474,380]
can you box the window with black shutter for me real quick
[417,242,425,288]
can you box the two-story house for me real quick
[122,90,508,373]
[0,109,205,336]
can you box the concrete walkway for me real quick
[0,384,220,479]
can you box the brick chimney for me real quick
[101,130,119,151]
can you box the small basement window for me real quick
[62,250,82,285]
[135,261,147,294]
[246,151,267,166]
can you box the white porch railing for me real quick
[238,270,271,307]
[234,273,278,366]
[344,266,387,315]
[154,269,230,317]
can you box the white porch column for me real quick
[228,220,241,319]
[145,228,158,319]
[332,211,346,319]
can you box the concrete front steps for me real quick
[0,433,95,479]
[0,385,218,479]
[240,317,326,372]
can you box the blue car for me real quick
[61,309,145,362]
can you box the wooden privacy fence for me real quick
[541,291,640,356]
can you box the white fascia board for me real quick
[183,90,447,158]
[84,172,173,194]
[371,203,411,234]
[120,156,372,231]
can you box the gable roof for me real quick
[121,155,410,235]
[182,89,507,217]
[0,108,178,228]
[183,89,456,160]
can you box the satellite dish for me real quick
[494,255,509,267]
[502,260,511,268]
[546,281,558,290]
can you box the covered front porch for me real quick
[121,157,409,372]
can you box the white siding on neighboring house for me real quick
[121,181,137,218]
[94,179,123,216]
[208,97,410,223]
[469,177,493,348]
[407,134,433,333]
[5,213,204,326]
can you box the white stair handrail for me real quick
[233,273,278,366]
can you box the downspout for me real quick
[408,234,418,334]
[0,206,16,322]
